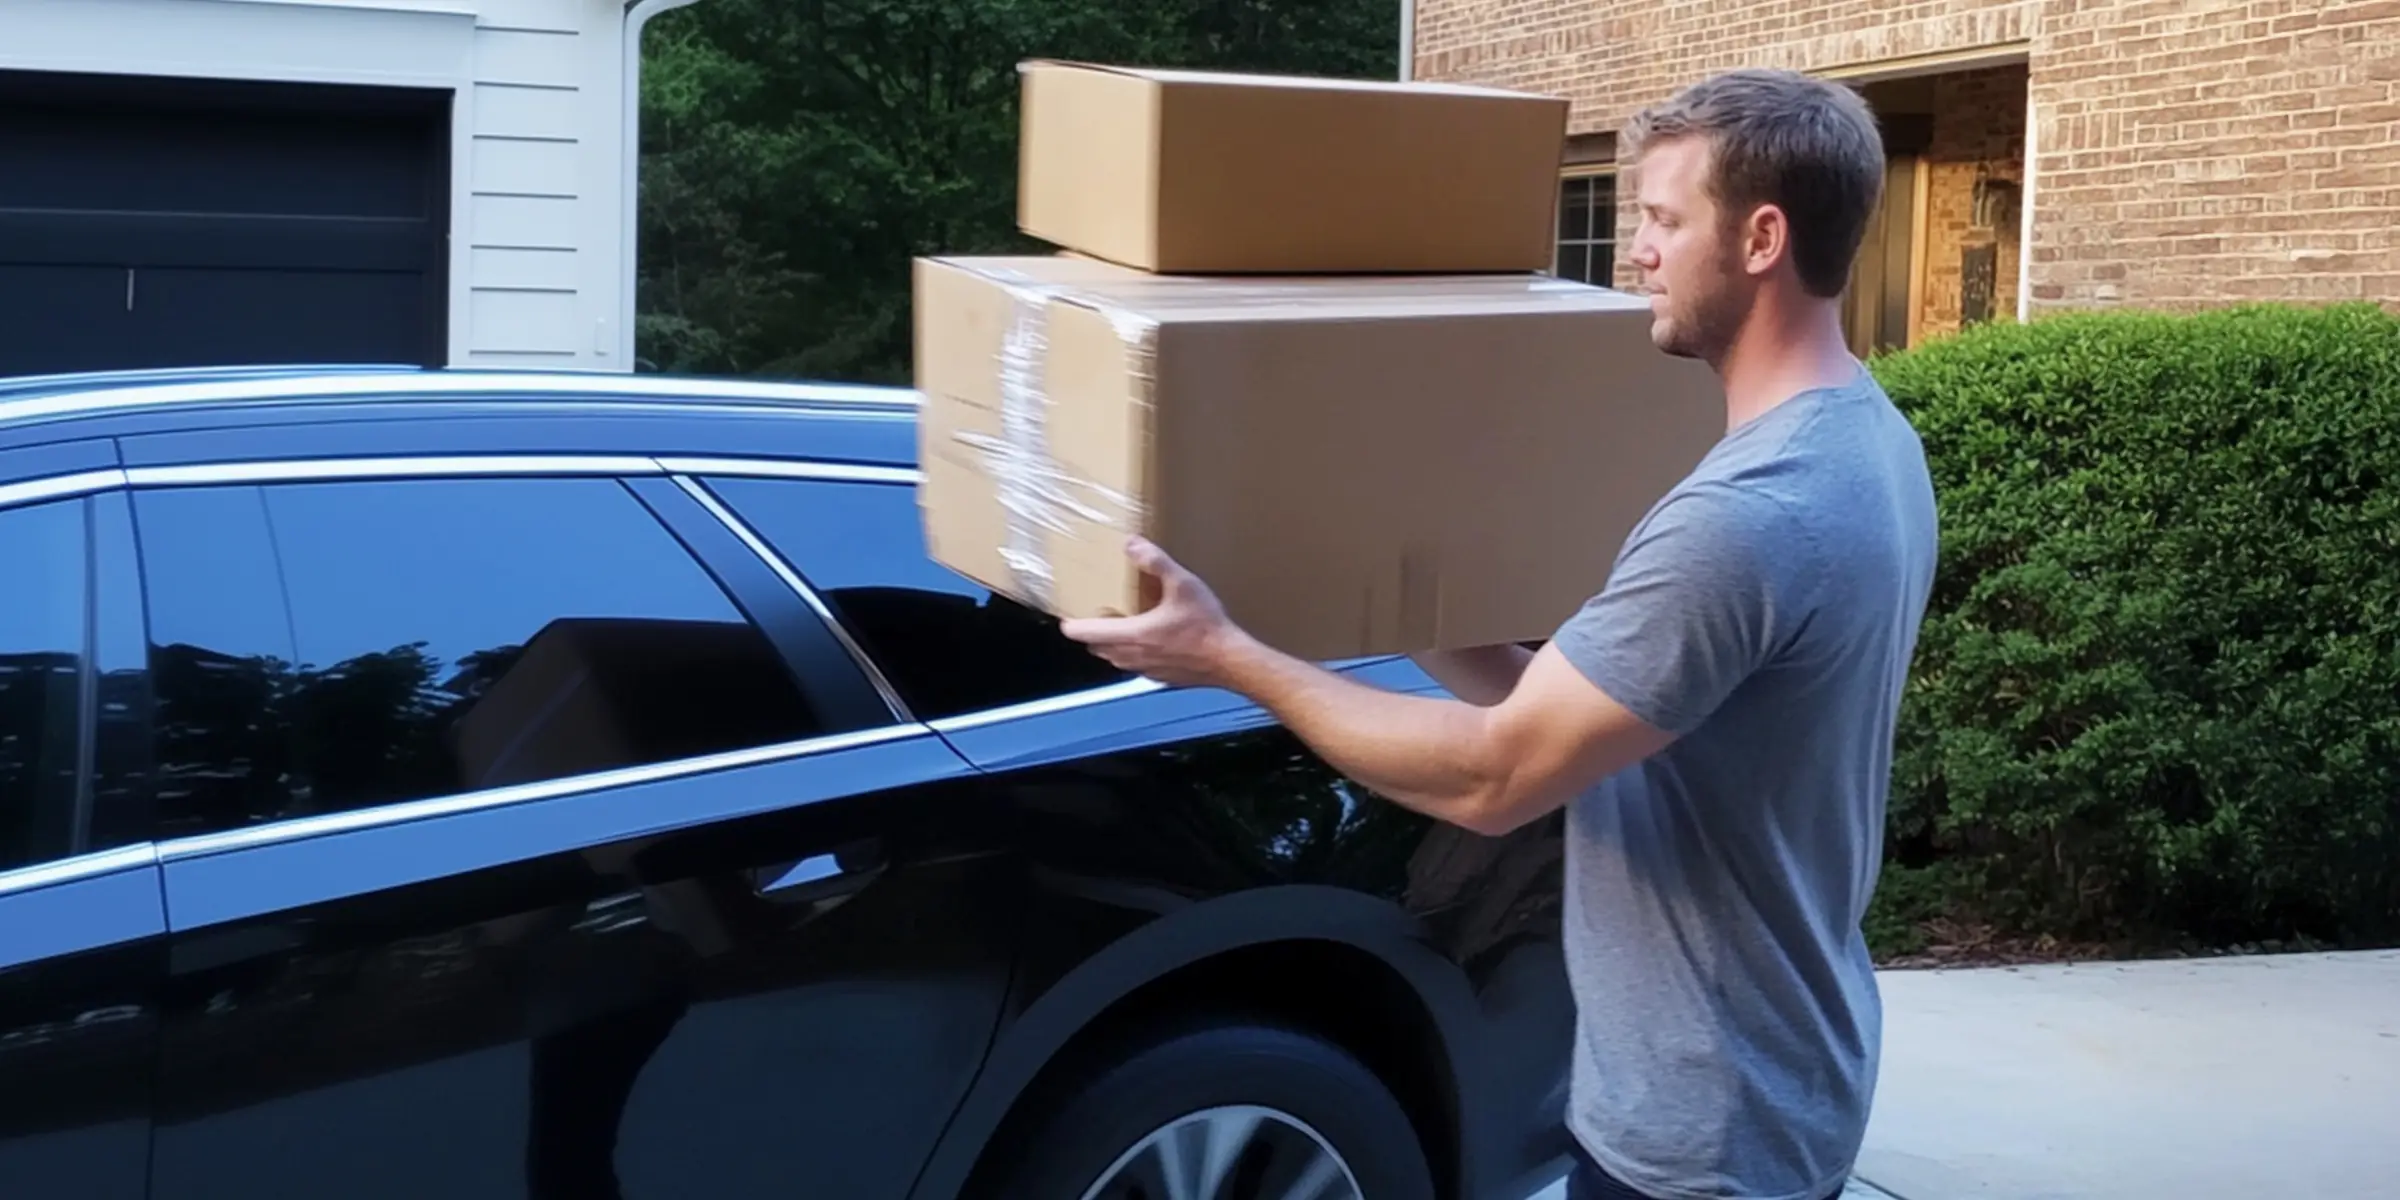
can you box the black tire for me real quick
[989,1022,1436,1200]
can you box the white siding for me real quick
[470,137,582,197]
[468,289,586,356]
[471,247,581,292]
[0,0,644,371]
[469,195,582,250]
[473,29,583,89]
[465,0,621,368]
[471,81,586,138]
[477,0,583,33]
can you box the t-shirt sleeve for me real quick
[1551,480,1801,737]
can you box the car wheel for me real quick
[992,1022,1435,1200]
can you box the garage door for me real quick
[0,71,449,377]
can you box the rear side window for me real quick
[0,498,86,871]
[702,476,1126,721]
[137,476,833,840]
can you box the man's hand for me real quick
[1058,536,1254,689]
[1060,538,1675,837]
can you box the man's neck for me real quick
[1712,296,1860,432]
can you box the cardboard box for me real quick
[1016,60,1570,274]
[913,255,1725,662]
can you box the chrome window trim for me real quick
[0,369,918,430]
[670,473,917,724]
[0,843,159,898]
[490,400,912,423]
[927,677,1170,733]
[126,454,662,488]
[0,468,131,510]
[115,453,931,492]
[155,721,932,862]
[659,456,921,486]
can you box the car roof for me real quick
[0,365,923,466]
[0,362,430,401]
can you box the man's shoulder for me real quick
[1646,467,1811,551]
[1609,473,1818,614]
[1705,379,1931,517]
[1749,374,1917,460]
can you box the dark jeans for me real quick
[1566,1139,1849,1200]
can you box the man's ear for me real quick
[1742,204,1790,281]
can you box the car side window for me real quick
[700,475,1128,722]
[0,498,87,871]
[137,476,835,841]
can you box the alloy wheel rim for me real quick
[1076,1104,1364,1200]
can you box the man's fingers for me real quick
[1125,535,1186,588]
[1057,615,1154,673]
[1056,615,1112,644]
[1059,537,1202,667]
[1059,610,1155,646]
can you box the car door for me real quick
[132,462,1016,1200]
[0,482,163,1200]
[697,468,1579,1200]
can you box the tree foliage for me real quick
[633,0,1398,382]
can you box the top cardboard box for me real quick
[1016,60,1571,274]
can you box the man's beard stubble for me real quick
[1652,238,1750,368]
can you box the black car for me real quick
[0,365,1575,1200]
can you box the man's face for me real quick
[1625,136,1752,365]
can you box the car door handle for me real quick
[752,839,884,903]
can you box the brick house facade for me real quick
[1411,0,2400,352]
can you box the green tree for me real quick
[633,0,1399,382]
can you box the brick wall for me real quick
[1923,65,2028,337]
[2028,0,2400,313]
[1424,0,2400,324]
[1413,0,2033,136]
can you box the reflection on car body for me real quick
[0,365,1573,1200]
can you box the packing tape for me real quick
[951,271,1147,610]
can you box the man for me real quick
[1061,66,1938,1200]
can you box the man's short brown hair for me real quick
[1623,68,1887,299]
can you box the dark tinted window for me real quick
[0,498,86,870]
[140,486,294,842]
[139,477,830,839]
[703,476,1126,721]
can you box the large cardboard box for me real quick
[913,255,1725,662]
[1016,60,1570,274]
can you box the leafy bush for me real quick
[1868,302,2400,951]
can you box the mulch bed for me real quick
[1875,919,2349,970]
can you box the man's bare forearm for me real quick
[1409,644,1536,706]
[1214,634,1520,833]
[1058,538,1657,842]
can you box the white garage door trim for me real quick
[0,0,648,372]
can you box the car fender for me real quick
[904,882,1495,1200]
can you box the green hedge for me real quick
[1865,302,2400,954]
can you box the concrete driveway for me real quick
[1855,949,2400,1200]
[1529,950,2397,1200]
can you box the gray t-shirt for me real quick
[1551,368,1937,1200]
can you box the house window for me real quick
[1555,171,1617,286]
